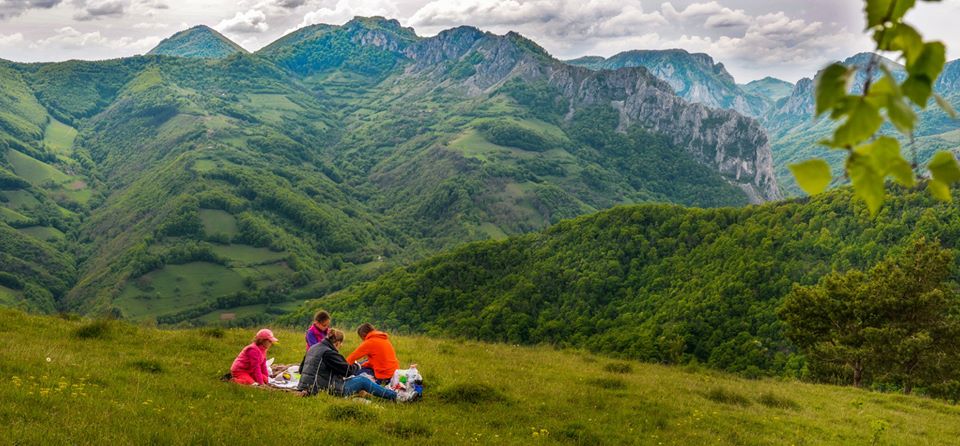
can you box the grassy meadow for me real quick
[3,308,959,445]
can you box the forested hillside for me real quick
[284,186,960,379]
[0,17,780,322]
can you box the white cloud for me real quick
[0,32,26,46]
[132,21,168,29]
[216,9,269,33]
[73,0,126,20]
[33,26,159,52]
[410,0,665,38]
[295,0,399,30]
[274,0,307,9]
[661,1,749,29]
[0,0,63,20]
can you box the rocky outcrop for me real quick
[566,49,771,118]
[404,31,782,202]
[262,17,783,203]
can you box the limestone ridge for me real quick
[741,77,795,103]
[566,49,773,118]
[765,53,903,128]
[400,29,782,202]
[147,25,247,59]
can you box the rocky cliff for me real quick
[404,29,782,202]
[567,50,772,118]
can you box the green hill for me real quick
[146,25,247,59]
[283,186,960,384]
[740,77,794,102]
[0,17,780,322]
[4,308,959,444]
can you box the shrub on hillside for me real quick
[436,383,506,404]
[128,359,165,374]
[557,422,602,446]
[705,387,751,407]
[757,392,800,410]
[587,377,627,390]
[380,420,432,439]
[603,362,633,374]
[199,327,225,338]
[326,403,376,422]
[74,320,113,339]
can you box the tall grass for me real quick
[3,308,960,445]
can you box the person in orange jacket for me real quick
[345,323,399,383]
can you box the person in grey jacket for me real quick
[298,328,414,401]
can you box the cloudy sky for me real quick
[0,0,958,82]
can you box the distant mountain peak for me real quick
[343,16,419,40]
[147,25,246,59]
[564,48,769,117]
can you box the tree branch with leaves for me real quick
[790,0,958,214]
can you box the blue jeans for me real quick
[342,375,397,400]
[359,367,390,385]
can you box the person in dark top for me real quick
[297,329,416,402]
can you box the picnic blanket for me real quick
[267,362,301,390]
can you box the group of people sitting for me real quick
[228,310,419,402]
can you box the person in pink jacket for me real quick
[231,329,279,385]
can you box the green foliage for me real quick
[587,377,627,390]
[603,362,633,374]
[380,420,432,439]
[260,20,412,78]
[800,0,954,212]
[448,52,484,80]
[756,392,800,410]
[496,79,568,121]
[128,359,165,374]
[326,403,377,422]
[436,383,506,404]
[789,159,832,195]
[288,187,960,380]
[74,320,113,339]
[704,387,752,406]
[476,120,552,152]
[780,238,960,393]
[147,26,246,59]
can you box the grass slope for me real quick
[3,309,959,444]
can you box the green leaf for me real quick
[928,151,960,184]
[886,95,917,134]
[848,153,885,215]
[934,94,958,119]
[859,136,915,187]
[866,0,915,28]
[902,75,934,106]
[878,23,923,63]
[815,64,852,116]
[830,100,883,147]
[906,41,946,80]
[789,159,833,195]
[928,179,952,202]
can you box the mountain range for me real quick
[569,49,959,195]
[0,18,780,321]
[567,49,778,118]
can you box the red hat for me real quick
[255,329,279,343]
